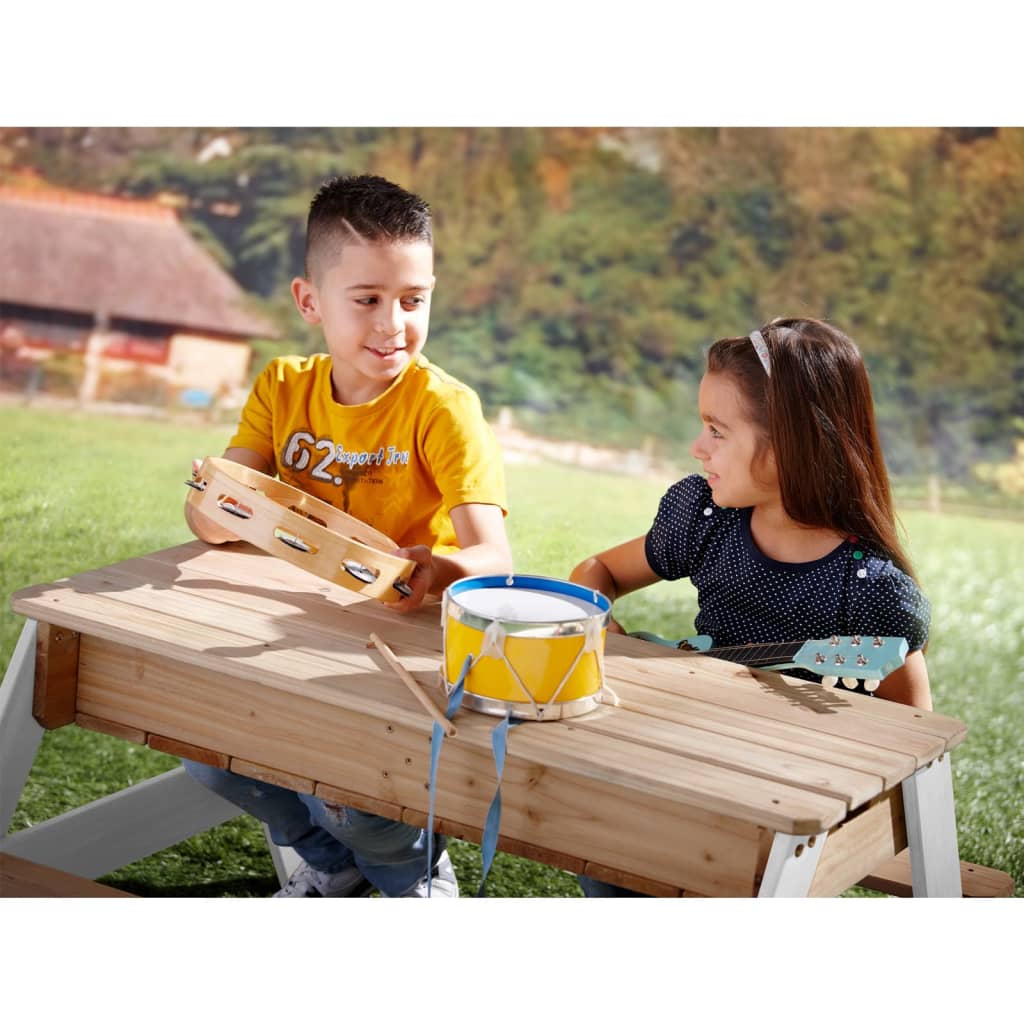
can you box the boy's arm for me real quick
[389,502,512,613]
[569,536,660,634]
[184,446,274,544]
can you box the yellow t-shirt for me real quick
[228,353,507,554]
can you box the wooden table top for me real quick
[11,540,966,845]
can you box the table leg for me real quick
[901,754,962,897]
[1,618,242,880]
[262,825,303,886]
[757,830,828,897]
[0,620,45,836]
[0,767,243,878]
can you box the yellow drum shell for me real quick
[444,617,605,705]
[441,574,610,721]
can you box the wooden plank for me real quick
[859,850,1016,898]
[75,632,850,835]
[148,734,230,769]
[74,712,147,745]
[21,566,914,828]
[315,782,404,820]
[600,675,916,790]
[570,701,885,811]
[22,583,448,747]
[581,862,685,898]
[32,622,80,728]
[805,790,907,897]
[12,550,964,771]
[401,808,588,875]
[231,758,315,794]
[602,640,960,765]
[89,557,446,677]
[603,634,968,753]
[141,543,446,638]
[86,551,964,777]
[0,853,138,898]
[73,637,776,895]
[22,569,444,723]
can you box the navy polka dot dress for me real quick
[644,475,930,686]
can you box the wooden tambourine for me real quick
[185,456,416,603]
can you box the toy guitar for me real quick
[628,631,908,692]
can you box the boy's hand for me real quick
[388,545,436,612]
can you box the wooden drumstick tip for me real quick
[368,632,456,737]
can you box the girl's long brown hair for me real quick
[707,317,916,578]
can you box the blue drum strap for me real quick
[477,710,523,897]
[425,654,471,897]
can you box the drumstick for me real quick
[368,633,456,737]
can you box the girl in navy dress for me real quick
[570,317,931,895]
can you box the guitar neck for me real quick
[705,641,804,668]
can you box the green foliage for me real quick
[2,126,1022,478]
[975,419,1024,497]
[1,406,1021,897]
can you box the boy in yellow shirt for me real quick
[184,174,511,897]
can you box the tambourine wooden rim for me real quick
[186,456,415,603]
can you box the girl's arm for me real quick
[872,649,932,710]
[570,536,661,633]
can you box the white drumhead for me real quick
[455,586,601,623]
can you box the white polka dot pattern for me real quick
[643,475,930,684]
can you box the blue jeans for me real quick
[183,760,442,897]
[577,874,650,897]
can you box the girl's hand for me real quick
[388,545,436,613]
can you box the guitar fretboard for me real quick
[698,641,803,668]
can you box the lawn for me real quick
[1,401,1021,897]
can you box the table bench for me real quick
[0,852,139,898]
[1,541,974,898]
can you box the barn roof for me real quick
[0,186,278,339]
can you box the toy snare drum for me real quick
[442,575,611,721]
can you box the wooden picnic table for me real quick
[1,540,967,896]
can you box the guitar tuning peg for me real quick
[840,677,860,689]
[851,635,862,646]
[863,678,881,693]
[821,675,839,688]
[856,653,868,667]
[872,636,883,647]
[833,654,847,665]
[829,635,840,646]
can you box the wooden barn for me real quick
[0,185,278,408]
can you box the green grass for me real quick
[2,402,1021,897]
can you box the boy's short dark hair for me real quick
[305,175,433,279]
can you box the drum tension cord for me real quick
[426,654,523,897]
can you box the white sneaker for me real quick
[404,849,460,898]
[273,860,375,898]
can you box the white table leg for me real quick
[902,753,962,897]
[2,617,242,880]
[0,620,45,836]
[757,830,828,897]
[262,825,303,885]
[0,766,242,877]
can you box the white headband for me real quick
[749,329,771,376]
